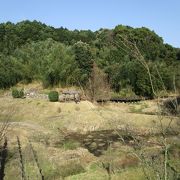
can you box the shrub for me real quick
[63,140,81,150]
[12,88,19,98]
[48,91,59,102]
[12,88,24,98]
[111,87,137,98]
[19,89,24,98]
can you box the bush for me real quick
[63,140,81,150]
[111,87,137,98]
[19,89,24,98]
[12,88,24,98]
[48,91,59,102]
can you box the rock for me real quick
[96,149,103,153]
[98,143,106,147]
[84,138,92,142]
[100,134,105,137]
[87,135,93,139]
[84,142,92,146]
[89,142,97,150]
[96,139,104,142]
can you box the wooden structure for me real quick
[97,97,152,103]
[60,90,80,102]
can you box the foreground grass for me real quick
[0,90,179,179]
[67,166,145,180]
[0,96,178,132]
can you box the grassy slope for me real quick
[0,86,179,179]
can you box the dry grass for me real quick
[0,95,178,133]
[0,88,179,179]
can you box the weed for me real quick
[63,140,81,150]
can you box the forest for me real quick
[0,20,180,180]
[0,20,180,97]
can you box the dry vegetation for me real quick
[0,84,179,179]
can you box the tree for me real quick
[73,41,93,85]
[8,39,77,87]
[86,63,110,102]
[113,35,180,180]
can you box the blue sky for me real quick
[0,0,180,47]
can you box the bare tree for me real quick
[86,62,111,102]
[114,35,180,180]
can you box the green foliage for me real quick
[12,88,24,98]
[0,20,180,97]
[113,25,165,60]
[111,87,136,98]
[0,54,23,89]
[12,88,19,98]
[62,140,81,150]
[48,91,59,102]
[73,41,94,85]
[13,39,78,87]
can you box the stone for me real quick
[89,142,97,150]
[87,135,93,139]
[84,142,92,146]
[98,143,106,147]
[84,138,92,142]
[96,139,104,142]
[99,134,105,137]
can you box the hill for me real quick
[0,20,180,98]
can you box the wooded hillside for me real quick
[0,20,180,97]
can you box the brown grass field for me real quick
[0,84,179,179]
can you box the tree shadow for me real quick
[0,137,8,180]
